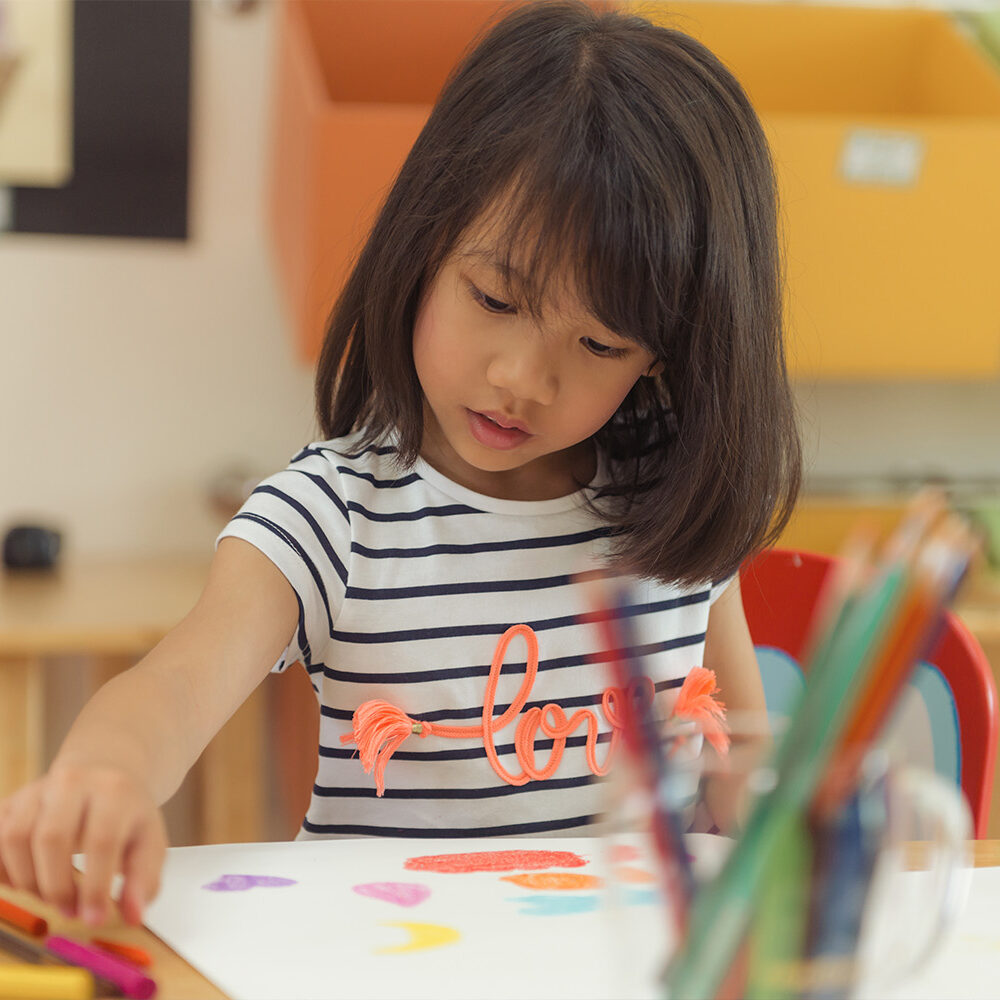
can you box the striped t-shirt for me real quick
[218,433,729,839]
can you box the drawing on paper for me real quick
[501,872,603,890]
[352,882,431,907]
[202,874,298,892]
[404,849,588,873]
[376,920,461,954]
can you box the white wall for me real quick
[1,1,998,566]
[0,1,314,560]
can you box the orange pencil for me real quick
[92,938,153,968]
[814,515,976,817]
[0,896,47,937]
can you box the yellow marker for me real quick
[0,964,94,1000]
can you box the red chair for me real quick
[740,547,998,838]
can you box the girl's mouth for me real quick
[466,409,532,450]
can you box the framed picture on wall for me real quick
[2,0,191,240]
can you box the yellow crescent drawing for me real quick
[377,920,461,955]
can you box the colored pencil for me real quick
[0,924,118,997]
[0,921,50,963]
[664,498,975,999]
[46,936,156,1000]
[585,574,696,935]
[92,938,153,968]
[0,964,95,1000]
[0,896,48,937]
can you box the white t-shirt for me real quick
[218,433,729,839]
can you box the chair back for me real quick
[740,547,998,837]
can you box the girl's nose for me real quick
[485,339,558,406]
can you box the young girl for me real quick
[0,1,799,927]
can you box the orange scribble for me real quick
[501,872,603,890]
[613,866,656,884]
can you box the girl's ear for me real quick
[645,360,665,377]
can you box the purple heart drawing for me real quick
[203,874,298,892]
[352,881,431,907]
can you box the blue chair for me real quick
[740,548,998,837]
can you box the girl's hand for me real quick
[0,763,167,927]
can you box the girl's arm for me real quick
[701,575,770,833]
[0,538,298,926]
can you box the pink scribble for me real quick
[404,850,587,873]
[608,845,641,863]
[352,882,431,907]
[202,874,297,892]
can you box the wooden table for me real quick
[0,557,267,845]
[1,841,998,1000]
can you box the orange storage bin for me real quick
[269,0,515,362]
[632,2,1000,378]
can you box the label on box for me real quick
[840,128,925,186]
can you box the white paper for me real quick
[142,835,735,1000]
[142,836,999,1000]
[870,865,1000,1000]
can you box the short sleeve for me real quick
[216,445,351,675]
[708,572,738,605]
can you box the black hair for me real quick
[315,0,801,585]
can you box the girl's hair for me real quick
[316,0,801,586]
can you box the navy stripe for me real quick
[332,444,398,460]
[250,485,349,586]
[295,443,398,463]
[345,502,480,523]
[230,512,336,637]
[320,636,703,684]
[300,814,598,837]
[332,592,708,645]
[312,774,600,799]
[336,466,421,489]
[345,573,573,601]
[327,730,614,762]
[320,676,682,723]
[351,527,611,560]
[285,471,350,524]
[291,593,311,669]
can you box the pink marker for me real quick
[47,935,157,999]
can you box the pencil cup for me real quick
[848,760,973,996]
[597,724,972,1000]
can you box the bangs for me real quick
[451,131,697,361]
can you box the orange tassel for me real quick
[672,666,730,755]
[340,700,431,796]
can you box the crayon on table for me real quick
[93,937,154,968]
[0,895,48,936]
[0,924,118,995]
[47,935,157,999]
[0,964,95,1000]
[0,920,50,962]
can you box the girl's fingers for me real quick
[118,814,167,926]
[0,788,43,896]
[78,796,131,926]
[32,781,87,917]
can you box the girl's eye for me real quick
[582,337,629,360]
[471,284,515,314]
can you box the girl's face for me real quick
[413,235,660,501]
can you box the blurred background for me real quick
[1,0,998,845]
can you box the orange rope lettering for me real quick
[341,623,643,795]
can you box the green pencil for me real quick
[664,563,909,999]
